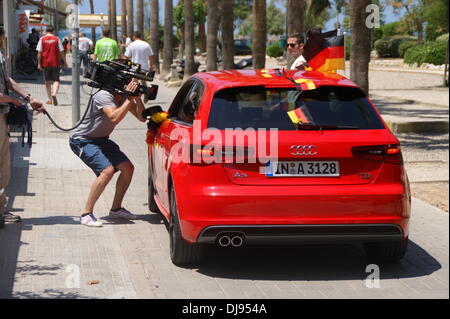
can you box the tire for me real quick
[148,176,160,214]
[169,186,202,266]
[364,236,409,262]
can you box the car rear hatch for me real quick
[203,84,401,186]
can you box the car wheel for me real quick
[169,186,202,266]
[364,236,409,262]
[148,176,160,214]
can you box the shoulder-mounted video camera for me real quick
[84,60,158,100]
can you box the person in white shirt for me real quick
[79,33,93,75]
[286,33,307,70]
[124,31,154,102]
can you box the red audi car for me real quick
[147,69,411,266]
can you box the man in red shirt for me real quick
[36,25,68,106]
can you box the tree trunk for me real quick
[207,0,219,71]
[252,0,266,69]
[151,0,160,73]
[108,0,112,33]
[127,0,134,35]
[111,0,117,41]
[162,0,174,76]
[137,0,144,36]
[221,0,234,69]
[287,0,304,35]
[89,0,96,44]
[350,0,371,95]
[184,0,196,80]
[198,22,207,54]
[121,0,127,38]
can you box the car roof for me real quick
[193,69,359,91]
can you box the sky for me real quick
[78,0,405,33]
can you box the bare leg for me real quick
[83,166,115,215]
[45,81,52,102]
[111,161,134,210]
[52,81,60,96]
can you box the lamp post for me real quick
[67,1,80,125]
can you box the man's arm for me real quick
[102,81,141,124]
[6,77,44,112]
[128,93,146,122]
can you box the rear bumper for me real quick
[197,224,404,245]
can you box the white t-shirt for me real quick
[79,37,93,52]
[124,40,154,71]
[125,37,132,47]
[290,55,307,70]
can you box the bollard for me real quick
[171,63,178,81]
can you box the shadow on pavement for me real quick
[194,240,441,281]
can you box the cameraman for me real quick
[69,72,146,227]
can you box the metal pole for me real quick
[71,0,80,125]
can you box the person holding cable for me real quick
[68,65,146,227]
[0,27,44,226]
[36,25,68,106]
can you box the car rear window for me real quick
[207,85,384,130]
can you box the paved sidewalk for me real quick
[0,68,448,299]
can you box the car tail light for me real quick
[352,144,403,165]
[190,145,255,165]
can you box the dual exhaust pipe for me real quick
[217,233,245,248]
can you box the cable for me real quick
[43,90,98,131]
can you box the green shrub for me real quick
[375,36,417,58]
[404,40,447,66]
[398,40,418,58]
[374,38,391,57]
[266,43,284,58]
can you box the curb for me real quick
[386,120,449,134]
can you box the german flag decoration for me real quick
[294,78,316,91]
[287,107,309,124]
[303,29,345,73]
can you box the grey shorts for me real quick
[43,67,60,82]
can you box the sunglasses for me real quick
[287,43,298,48]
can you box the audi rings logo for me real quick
[290,145,318,156]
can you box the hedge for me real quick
[404,40,447,66]
[398,40,418,58]
[375,35,417,58]
[266,43,284,58]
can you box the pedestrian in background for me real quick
[79,32,93,76]
[93,29,120,62]
[286,33,307,70]
[0,28,44,226]
[36,25,67,106]
[124,31,154,102]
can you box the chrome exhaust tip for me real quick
[218,235,231,247]
[231,235,244,247]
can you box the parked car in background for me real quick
[234,39,252,55]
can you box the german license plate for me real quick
[266,161,340,177]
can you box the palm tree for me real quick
[252,0,266,69]
[89,0,96,44]
[287,0,305,35]
[207,0,219,71]
[221,0,234,69]
[127,0,134,35]
[137,0,144,36]
[162,0,174,76]
[121,0,127,38]
[111,0,118,41]
[350,0,371,95]
[151,0,160,73]
[184,0,196,80]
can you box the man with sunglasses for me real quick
[286,33,307,70]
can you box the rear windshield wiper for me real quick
[297,123,358,130]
